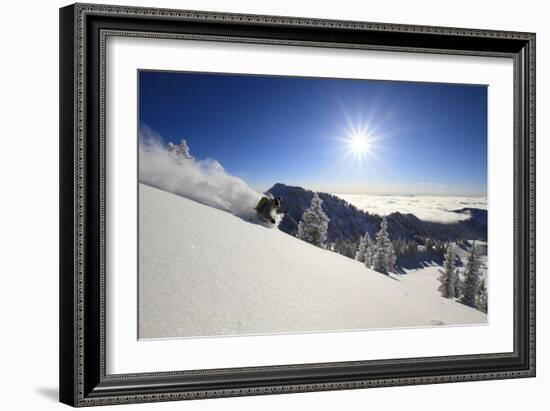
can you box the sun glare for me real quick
[334,112,385,168]
[343,128,376,166]
[349,133,371,156]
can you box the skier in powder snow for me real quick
[255,196,284,224]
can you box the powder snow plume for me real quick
[139,125,262,220]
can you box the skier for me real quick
[255,196,284,224]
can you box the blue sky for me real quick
[139,70,487,196]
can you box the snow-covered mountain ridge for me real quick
[269,183,487,246]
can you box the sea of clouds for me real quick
[336,194,487,224]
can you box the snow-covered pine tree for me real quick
[405,240,417,258]
[393,238,406,263]
[425,237,434,253]
[297,192,330,248]
[168,139,195,161]
[434,240,447,259]
[476,278,488,313]
[438,244,458,298]
[355,232,371,263]
[389,244,397,272]
[337,239,356,258]
[365,235,374,268]
[454,266,463,298]
[372,216,394,275]
[460,241,482,307]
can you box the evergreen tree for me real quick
[168,139,194,161]
[425,237,434,253]
[461,242,482,307]
[337,239,356,258]
[438,245,458,298]
[297,193,330,248]
[434,240,447,259]
[388,244,397,272]
[392,238,405,266]
[372,217,394,275]
[365,236,374,268]
[355,232,371,263]
[454,266,463,298]
[476,278,488,313]
[406,240,418,258]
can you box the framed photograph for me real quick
[59,3,536,407]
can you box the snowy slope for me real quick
[139,183,487,339]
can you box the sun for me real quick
[349,132,371,156]
[344,130,375,165]
[333,117,383,168]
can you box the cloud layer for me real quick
[336,194,487,224]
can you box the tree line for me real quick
[294,192,487,313]
[437,242,487,312]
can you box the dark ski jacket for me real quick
[255,197,283,220]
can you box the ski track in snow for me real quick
[139,184,487,339]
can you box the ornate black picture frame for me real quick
[59,3,535,407]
